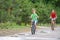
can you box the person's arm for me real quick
[50,16,51,19]
[56,13,57,19]
[54,12,57,19]
[50,13,52,19]
[36,14,39,18]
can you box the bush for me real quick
[0,22,17,29]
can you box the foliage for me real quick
[0,0,60,26]
[0,22,17,29]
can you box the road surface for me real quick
[0,26,60,40]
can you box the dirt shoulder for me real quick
[0,27,31,36]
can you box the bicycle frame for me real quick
[31,21,36,35]
[51,20,55,31]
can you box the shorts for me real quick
[51,18,56,21]
[32,20,38,25]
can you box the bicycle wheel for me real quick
[31,21,36,35]
[51,23,54,31]
[51,21,54,31]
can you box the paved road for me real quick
[0,26,60,40]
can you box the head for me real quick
[52,9,55,12]
[32,8,36,13]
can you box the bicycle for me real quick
[51,20,55,31]
[31,21,36,35]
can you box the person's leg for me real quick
[54,18,56,27]
[51,19,54,31]
[53,20,56,29]
[35,21,36,28]
[35,20,38,31]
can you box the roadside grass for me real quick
[38,23,60,27]
[0,22,60,30]
[38,23,50,27]
[0,22,30,30]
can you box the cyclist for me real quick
[30,8,39,34]
[50,9,57,31]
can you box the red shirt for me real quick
[50,12,56,18]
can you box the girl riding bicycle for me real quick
[30,8,39,34]
[50,9,57,31]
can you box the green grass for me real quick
[38,23,60,27]
[38,23,50,27]
[0,22,30,30]
[0,22,60,29]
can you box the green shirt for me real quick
[31,13,38,21]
